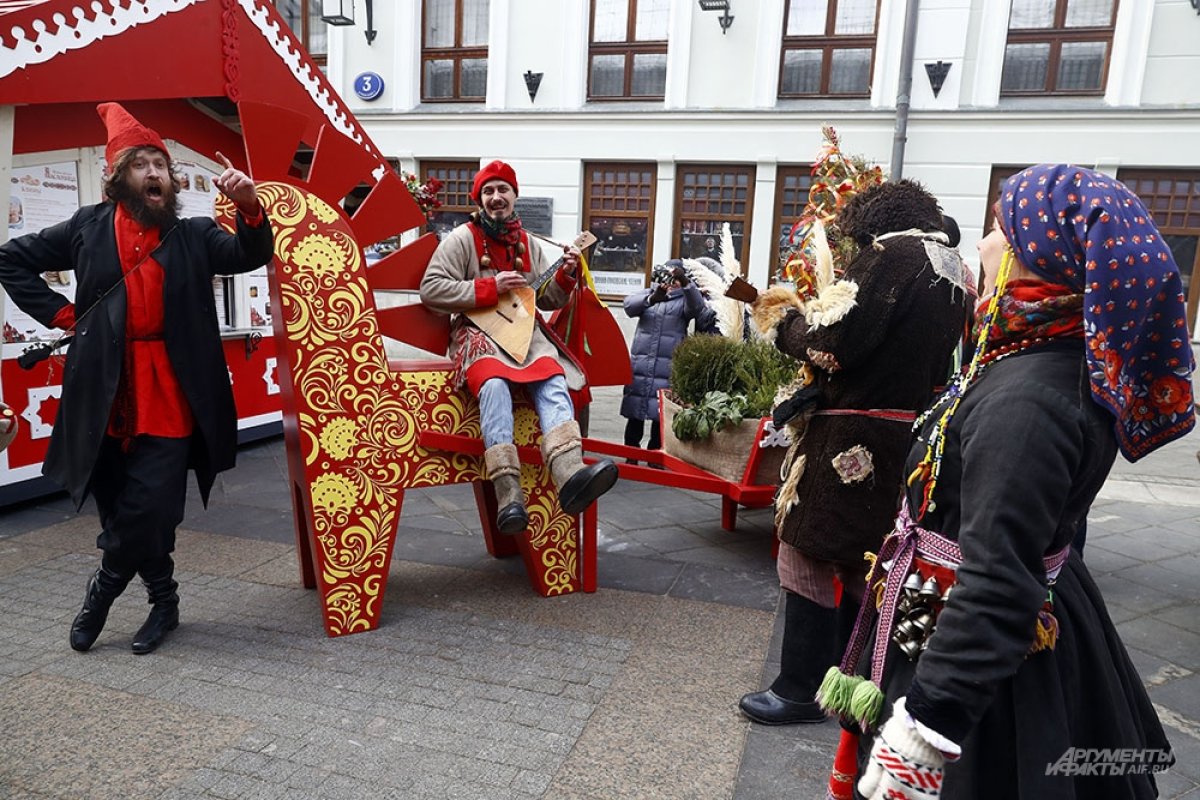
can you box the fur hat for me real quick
[97,102,168,167]
[471,160,519,204]
[836,179,943,247]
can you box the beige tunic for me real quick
[419,223,585,392]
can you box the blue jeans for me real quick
[478,375,574,448]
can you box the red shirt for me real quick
[107,204,194,439]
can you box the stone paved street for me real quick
[1,380,1197,799]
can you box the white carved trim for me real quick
[1,0,202,79]
[263,356,279,395]
[238,0,372,153]
[21,384,60,440]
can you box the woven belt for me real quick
[812,408,917,423]
[840,498,1071,688]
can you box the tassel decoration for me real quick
[849,678,885,730]
[817,666,861,715]
[1028,592,1060,654]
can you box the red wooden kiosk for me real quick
[0,0,597,637]
[0,0,782,639]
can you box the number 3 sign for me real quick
[353,72,385,101]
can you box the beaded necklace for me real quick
[478,235,526,271]
[470,212,528,272]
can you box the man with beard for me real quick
[0,102,274,654]
[420,160,617,533]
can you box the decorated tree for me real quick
[776,125,885,296]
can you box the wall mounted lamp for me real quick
[321,0,377,45]
[698,0,735,35]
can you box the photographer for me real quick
[620,260,715,456]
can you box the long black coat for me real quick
[0,202,274,507]
[860,345,1170,799]
[620,282,714,421]
[774,237,967,566]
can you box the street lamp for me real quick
[698,0,735,35]
[321,0,377,45]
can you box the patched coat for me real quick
[770,236,968,566]
[0,202,275,508]
[419,223,585,393]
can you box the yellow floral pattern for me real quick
[217,184,584,635]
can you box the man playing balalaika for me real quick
[420,160,618,534]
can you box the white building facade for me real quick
[310,0,1200,336]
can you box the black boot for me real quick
[739,591,835,725]
[484,443,529,535]
[131,556,179,655]
[69,556,135,652]
[542,421,618,516]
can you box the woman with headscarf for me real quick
[822,164,1192,799]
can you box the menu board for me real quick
[3,162,81,343]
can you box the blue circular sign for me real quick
[353,72,385,101]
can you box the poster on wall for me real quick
[172,159,220,219]
[244,270,271,328]
[3,162,80,343]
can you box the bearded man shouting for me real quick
[0,102,275,655]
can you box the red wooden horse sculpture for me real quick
[226,102,607,637]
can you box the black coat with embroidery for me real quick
[855,345,1170,799]
[0,202,274,507]
[773,237,967,566]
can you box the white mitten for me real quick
[858,697,946,800]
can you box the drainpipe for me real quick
[890,0,922,180]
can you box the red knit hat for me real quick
[97,102,169,167]
[471,160,519,204]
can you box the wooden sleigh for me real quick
[226,102,608,637]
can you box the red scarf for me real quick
[972,280,1084,355]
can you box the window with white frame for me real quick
[422,0,490,102]
[1001,0,1119,96]
[779,0,880,98]
[588,0,670,100]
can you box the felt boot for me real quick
[484,443,529,535]
[541,420,618,516]
[739,591,834,725]
[131,556,179,655]
[69,556,135,652]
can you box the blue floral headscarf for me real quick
[998,164,1195,461]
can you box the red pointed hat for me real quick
[97,102,169,167]
[471,160,519,204]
